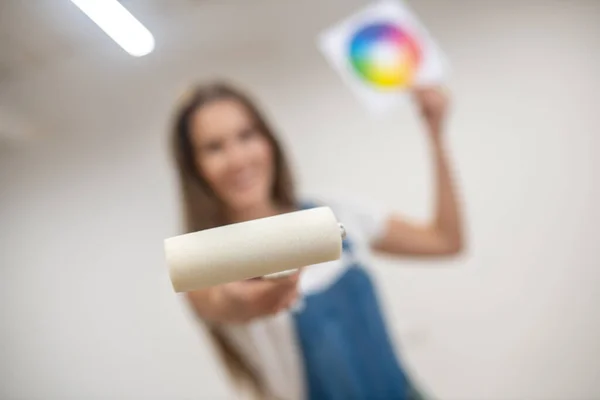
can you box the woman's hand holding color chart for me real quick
[319,0,450,115]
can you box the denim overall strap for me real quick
[292,201,415,399]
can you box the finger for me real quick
[254,272,300,315]
[286,270,301,284]
[255,284,296,311]
[236,279,295,313]
[276,288,299,312]
[250,275,297,296]
[266,289,298,316]
[412,85,437,97]
[249,289,295,318]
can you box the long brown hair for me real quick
[169,81,296,397]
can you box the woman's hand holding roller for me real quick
[187,272,301,324]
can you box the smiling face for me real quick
[189,98,275,213]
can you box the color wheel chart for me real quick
[319,0,448,115]
[348,22,422,90]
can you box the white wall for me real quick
[1,1,599,399]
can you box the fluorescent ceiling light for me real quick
[70,0,155,57]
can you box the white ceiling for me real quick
[0,0,376,145]
[0,0,204,80]
[0,0,234,143]
[2,0,595,146]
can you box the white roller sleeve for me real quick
[164,207,343,292]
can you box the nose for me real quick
[226,139,249,172]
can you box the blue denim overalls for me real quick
[292,202,425,400]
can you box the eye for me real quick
[202,140,223,155]
[239,127,259,142]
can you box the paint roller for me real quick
[164,206,346,292]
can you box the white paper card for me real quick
[318,0,450,115]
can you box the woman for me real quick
[170,82,464,400]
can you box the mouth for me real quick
[229,169,259,193]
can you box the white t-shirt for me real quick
[221,196,390,400]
